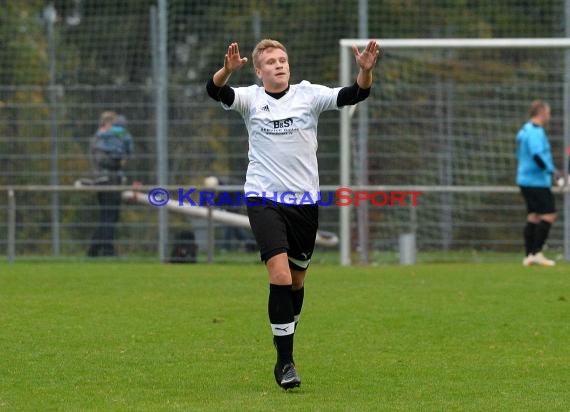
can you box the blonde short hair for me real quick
[528,100,549,118]
[252,39,287,68]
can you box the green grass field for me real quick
[1,261,569,411]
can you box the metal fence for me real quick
[2,1,570,263]
[2,184,567,263]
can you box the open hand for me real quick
[352,40,380,71]
[224,42,248,73]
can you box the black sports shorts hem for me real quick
[262,247,288,263]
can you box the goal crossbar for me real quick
[340,38,570,49]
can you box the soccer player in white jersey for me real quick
[206,39,380,389]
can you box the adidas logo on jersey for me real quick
[259,104,270,112]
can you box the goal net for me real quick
[339,38,570,265]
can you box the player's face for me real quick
[255,47,290,93]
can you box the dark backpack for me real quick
[170,231,197,263]
[92,127,128,171]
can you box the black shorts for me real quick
[246,198,318,270]
[520,186,555,214]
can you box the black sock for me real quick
[523,222,537,256]
[268,284,294,365]
[533,220,552,254]
[291,287,304,328]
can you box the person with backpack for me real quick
[87,111,133,257]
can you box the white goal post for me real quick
[339,38,570,266]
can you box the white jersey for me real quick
[223,80,341,203]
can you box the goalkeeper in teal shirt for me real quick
[516,100,559,266]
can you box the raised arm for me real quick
[351,40,380,89]
[337,40,380,107]
[212,42,249,87]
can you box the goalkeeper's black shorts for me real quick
[520,186,555,214]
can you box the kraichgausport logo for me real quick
[146,188,422,207]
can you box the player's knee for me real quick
[541,213,557,223]
[291,273,305,290]
[269,270,292,285]
[527,213,540,223]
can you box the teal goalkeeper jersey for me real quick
[516,121,555,187]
